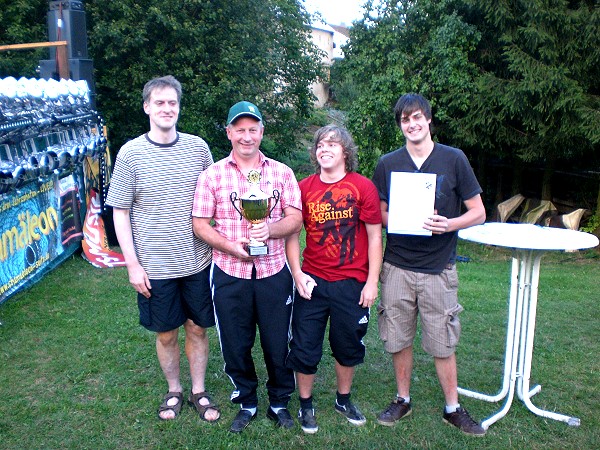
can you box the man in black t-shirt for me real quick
[372,93,486,436]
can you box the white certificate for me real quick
[387,171,436,236]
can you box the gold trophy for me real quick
[230,170,280,256]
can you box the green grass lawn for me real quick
[0,242,598,449]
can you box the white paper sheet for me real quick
[387,171,436,236]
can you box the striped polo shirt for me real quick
[106,132,213,279]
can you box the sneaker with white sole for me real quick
[298,407,318,434]
[266,407,294,429]
[334,401,366,426]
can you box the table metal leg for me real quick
[517,251,580,426]
[458,256,523,429]
[516,250,538,400]
[459,251,580,428]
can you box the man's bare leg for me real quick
[297,372,316,399]
[335,361,355,395]
[393,346,413,398]
[184,319,219,421]
[434,353,459,405]
[156,328,182,420]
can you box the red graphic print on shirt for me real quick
[305,186,359,265]
[300,173,381,283]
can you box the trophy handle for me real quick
[230,192,243,220]
[268,189,280,218]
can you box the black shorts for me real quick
[137,266,215,332]
[287,273,370,374]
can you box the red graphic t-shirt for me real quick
[299,172,382,282]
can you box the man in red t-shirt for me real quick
[286,125,383,434]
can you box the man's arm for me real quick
[192,217,252,260]
[285,231,316,300]
[424,194,486,234]
[249,205,303,241]
[380,200,389,228]
[112,207,151,298]
[359,222,383,308]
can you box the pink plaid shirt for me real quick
[192,150,301,279]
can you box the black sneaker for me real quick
[334,401,366,426]
[229,409,256,433]
[377,398,412,426]
[442,407,486,436]
[298,407,318,434]
[267,407,294,429]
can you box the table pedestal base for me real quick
[458,250,581,430]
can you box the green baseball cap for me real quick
[227,101,263,125]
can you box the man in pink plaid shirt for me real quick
[192,101,302,433]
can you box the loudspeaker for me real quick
[47,1,88,59]
[39,59,96,107]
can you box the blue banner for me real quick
[0,171,85,304]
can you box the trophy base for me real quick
[247,244,268,256]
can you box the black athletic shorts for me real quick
[287,273,370,374]
[137,266,215,332]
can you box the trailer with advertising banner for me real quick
[0,75,123,306]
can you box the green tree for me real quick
[0,0,47,77]
[335,0,599,220]
[1,0,323,160]
[462,0,600,203]
[335,0,480,176]
[85,0,322,159]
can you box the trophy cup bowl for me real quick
[230,189,280,256]
[241,196,271,221]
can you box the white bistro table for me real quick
[457,222,599,430]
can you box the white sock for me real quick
[243,407,257,415]
[270,406,283,414]
[445,403,460,413]
[396,394,410,404]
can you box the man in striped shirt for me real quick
[192,101,302,433]
[107,76,220,422]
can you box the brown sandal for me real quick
[158,391,183,420]
[188,391,220,422]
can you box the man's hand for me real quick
[227,238,254,261]
[248,221,270,242]
[424,213,449,235]
[358,281,378,308]
[127,261,152,298]
[293,271,317,300]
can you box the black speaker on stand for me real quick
[46,1,89,59]
[39,1,96,107]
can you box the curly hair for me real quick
[309,124,358,173]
